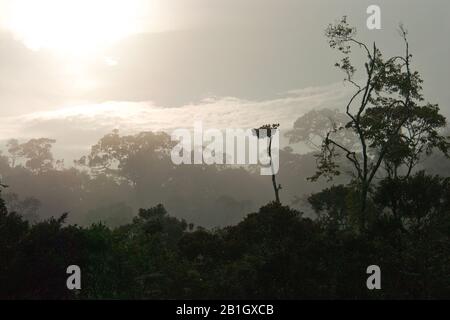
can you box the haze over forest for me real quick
[0,0,449,227]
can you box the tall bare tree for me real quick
[254,124,281,204]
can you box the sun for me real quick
[6,0,146,56]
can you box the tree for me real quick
[0,182,8,215]
[309,17,449,228]
[6,139,20,168]
[253,124,282,204]
[10,138,56,174]
[373,171,450,228]
[308,185,353,231]
[76,130,174,184]
[286,108,357,151]
[0,183,30,299]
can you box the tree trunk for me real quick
[360,182,368,231]
[268,136,281,204]
[272,173,280,204]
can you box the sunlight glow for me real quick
[7,0,147,55]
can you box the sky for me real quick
[0,0,449,159]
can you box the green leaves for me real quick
[309,17,449,189]
[325,16,356,55]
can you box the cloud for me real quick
[0,81,353,160]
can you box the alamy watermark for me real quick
[367,5,381,30]
[66,265,81,290]
[170,122,279,176]
[366,265,381,290]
